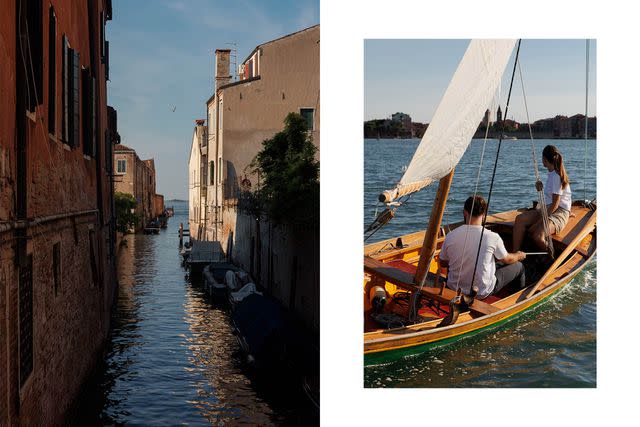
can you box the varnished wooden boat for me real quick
[363,200,596,365]
[363,40,596,365]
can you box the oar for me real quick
[519,211,596,301]
[524,252,547,256]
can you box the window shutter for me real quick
[82,69,96,157]
[105,41,110,81]
[68,49,80,149]
[48,6,56,134]
[61,35,68,143]
[100,11,105,62]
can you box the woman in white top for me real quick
[513,145,572,252]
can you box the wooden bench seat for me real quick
[485,205,594,248]
[364,256,500,316]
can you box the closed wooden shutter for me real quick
[48,6,56,134]
[61,35,68,142]
[68,49,80,148]
[105,41,110,81]
[82,69,96,157]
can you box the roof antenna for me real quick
[226,42,238,81]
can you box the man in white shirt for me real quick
[439,196,526,300]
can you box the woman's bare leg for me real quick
[529,218,557,251]
[513,210,540,251]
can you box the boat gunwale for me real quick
[363,208,596,354]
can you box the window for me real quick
[19,255,33,386]
[82,68,96,157]
[105,41,110,81]
[100,11,106,63]
[61,35,69,142]
[53,242,61,295]
[209,161,215,185]
[300,108,314,131]
[218,99,223,134]
[116,159,126,174]
[23,0,44,112]
[105,130,113,174]
[48,6,56,134]
[69,48,80,148]
[62,39,79,147]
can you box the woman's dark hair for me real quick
[464,195,487,217]
[542,145,569,189]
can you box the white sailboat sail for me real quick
[380,39,517,203]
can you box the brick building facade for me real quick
[0,0,118,424]
[114,144,163,229]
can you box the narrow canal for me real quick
[74,202,312,425]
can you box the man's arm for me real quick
[497,251,526,264]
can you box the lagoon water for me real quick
[364,138,596,387]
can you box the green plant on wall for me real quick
[114,192,140,233]
[249,113,319,227]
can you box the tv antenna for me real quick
[226,42,238,81]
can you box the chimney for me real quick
[215,49,232,90]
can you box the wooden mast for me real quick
[414,169,455,286]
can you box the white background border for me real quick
[320,0,639,425]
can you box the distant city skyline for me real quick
[108,0,318,199]
[364,39,597,124]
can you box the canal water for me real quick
[364,138,597,387]
[76,201,313,425]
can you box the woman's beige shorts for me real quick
[547,206,570,234]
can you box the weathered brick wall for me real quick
[0,0,116,424]
[18,217,109,424]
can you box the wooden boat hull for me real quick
[364,202,596,365]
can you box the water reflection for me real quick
[76,205,310,425]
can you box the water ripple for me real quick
[364,139,596,388]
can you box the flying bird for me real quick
[170,105,176,112]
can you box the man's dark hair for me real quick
[464,195,487,217]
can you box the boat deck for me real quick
[364,203,596,337]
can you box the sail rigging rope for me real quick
[411,85,496,318]
[584,39,590,202]
[469,39,522,291]
[517,60,554,258]
[450,112,493,293]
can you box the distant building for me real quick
[481,109,491,127]
[114,144,160,228]
[552,115,571,138]
[0,0,117,424]
[503,119,519,130]
[188,122,207,239]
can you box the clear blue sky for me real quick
[107,0,318,199]
[364,39,597,124]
